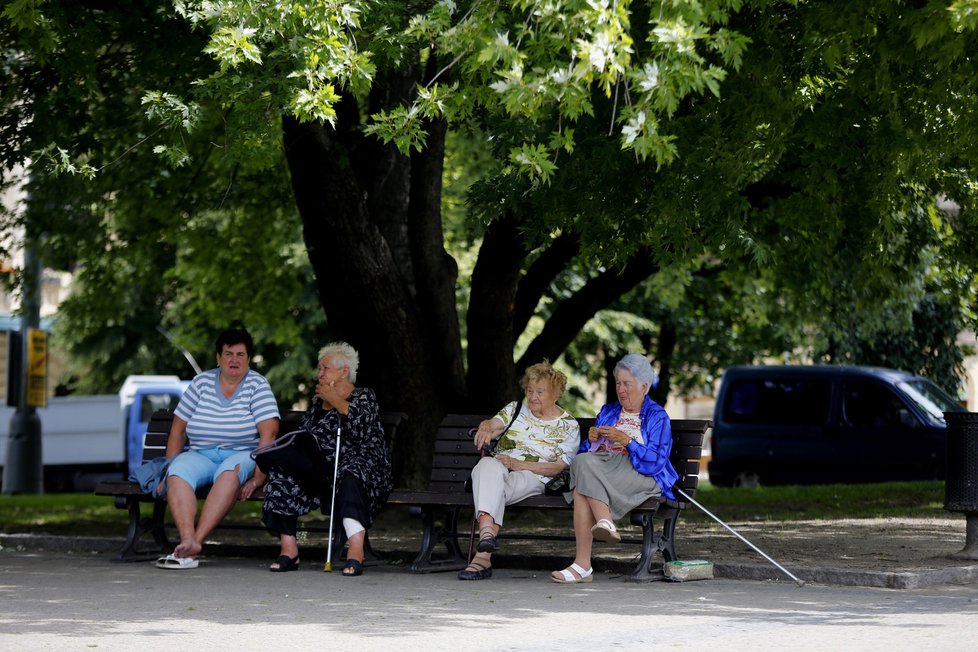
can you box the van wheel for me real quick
[733,471,761,488]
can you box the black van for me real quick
[708,365,964,487]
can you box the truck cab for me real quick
[121,376,189,477]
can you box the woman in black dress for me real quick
[259,342,392,575]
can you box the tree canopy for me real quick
[3,1,978,483]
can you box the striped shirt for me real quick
[174,369,280,450]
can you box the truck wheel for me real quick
[733,471,761,489]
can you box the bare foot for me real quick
[174,539,202,559]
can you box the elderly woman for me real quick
[258,342,392,576]
[460,360,580,581]
[551,353,678,583]
[157,324,280,569]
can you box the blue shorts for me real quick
[166,448,256,491]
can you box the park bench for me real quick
[94,408,405,562]
[386,414,712,582]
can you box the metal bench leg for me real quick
[626,511,665,582]
[408,507,467,573]
[657,512,679,563]
[113,497,170,563]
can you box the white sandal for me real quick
[551,562,593,584]
[156,554,199,570]
[590,518,621,543]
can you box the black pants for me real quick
[263,474,371,537]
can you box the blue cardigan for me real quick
[581,396,679,501]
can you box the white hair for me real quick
[614,353,655,390]
[318,341,360,383]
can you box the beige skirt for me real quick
[566,451,661,521]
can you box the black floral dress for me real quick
[262,387,392,526]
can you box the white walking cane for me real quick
[675,487,806,586]
[323,424,342,572]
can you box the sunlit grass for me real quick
[0,493,266,536]
[687,480,947,521]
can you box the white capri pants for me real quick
[470,456,544,526]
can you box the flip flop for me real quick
[156,554,199,570]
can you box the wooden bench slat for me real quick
[396,413,712,580]
[95,407,406,562]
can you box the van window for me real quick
[722,379,832,425]
[898,379,964,424]
[843,382,912,429]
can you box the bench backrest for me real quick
[427,414,712,501]
[668,419,712,505]
[140,408,406,464]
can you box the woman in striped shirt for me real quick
[156,325,280,570]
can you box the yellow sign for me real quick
[26,328,47,408]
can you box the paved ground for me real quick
[1,550,977,651]
[4,513,978,650]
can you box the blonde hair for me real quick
[318,341,360,383]
[522,360,567,399]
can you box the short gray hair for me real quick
[614,353,655,390]
[318,341,360,383]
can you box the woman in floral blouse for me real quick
[461,360,580,581]
[259,342,392,576]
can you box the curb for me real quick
[4,533,978,589]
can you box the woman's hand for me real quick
[473,418,502,451]
[317,380,340,404]
[588,426,600,443]
[596,425,632,448]
[239,477,262,500]
[495,454,520,471]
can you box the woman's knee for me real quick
[571,452,600,478]
[472,456,506,480]
[216,452,256,485]
[166,452,213,491]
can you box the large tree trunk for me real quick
[465,210,529,412]
[282,102,457,486]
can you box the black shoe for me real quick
[476,533,499,553]
[270,555,299,572]
[458,561,493,580]
[342,558,364,577]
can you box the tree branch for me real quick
[516,248,660,373]
[513,232,580,339]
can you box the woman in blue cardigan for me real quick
[551,353,678,583]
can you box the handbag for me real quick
[250,428,323,473]
[543,469,570,496]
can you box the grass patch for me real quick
[0,493,267,537]
[0,480,949,538]
[685,480,947,521]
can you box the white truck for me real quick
[0,375,189,491]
